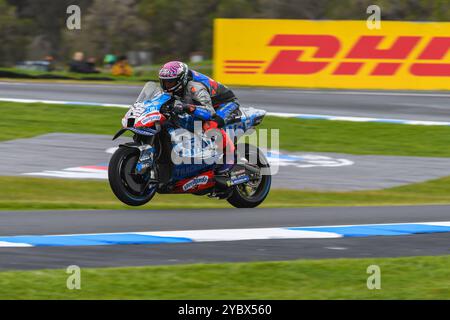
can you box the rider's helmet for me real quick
[158,61,189,95]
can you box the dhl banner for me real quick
[213,19,450,90]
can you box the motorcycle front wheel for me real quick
[108,146,157,206]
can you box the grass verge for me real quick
[2,176,450,210]
[259,115,450,157]
[0,255,448,299]
[2,102,450,157]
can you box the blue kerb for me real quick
[0,233,193,247]
[287,224,450,237]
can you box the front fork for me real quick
[135,145,155,174]
[120,135,157,177]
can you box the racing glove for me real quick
[173,101,196,115]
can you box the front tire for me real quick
[108,146,156,206]
[227,143,271,208]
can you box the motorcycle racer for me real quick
[158,61,238,173]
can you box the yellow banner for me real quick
[213,19,450,90]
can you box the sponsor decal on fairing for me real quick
[182,175,209,191]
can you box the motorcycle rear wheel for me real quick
[226,143,271,208]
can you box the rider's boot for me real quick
[215,128,236,175]
[202,121,235,175]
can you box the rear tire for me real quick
[227,143,271,208]
[108,146,156,206]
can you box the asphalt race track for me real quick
[1,81,450,121]
[0,206,449,270]
[1,81,449,271]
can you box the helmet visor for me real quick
[160,78,179,92]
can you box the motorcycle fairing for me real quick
[141,92,171,113]
[172,170,216,194]
[171,163,215,181]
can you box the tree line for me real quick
[1,0,448,66]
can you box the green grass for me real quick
[2,175,450,210]
[0,255,448,299]
[2,101,450,157]
[0,102,125,141]
[259,115,450,157]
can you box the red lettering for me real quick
[346,36,420,59]
[259,34,449,77]
[417,37,450,59]
[371,63,402,75]
[268,35,340,57]
[411,37,450,76]
[410,63,450,76]
[265,51,329,74]
[265,35,340,74]
[333,62,363,75]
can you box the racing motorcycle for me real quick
[108,82,271,208]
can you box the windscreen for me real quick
[135,81,163,103]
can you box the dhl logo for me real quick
[214,19,450,90]
[224,35,450,77]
